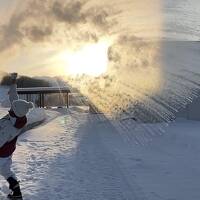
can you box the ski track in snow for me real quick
[0,112,146,200]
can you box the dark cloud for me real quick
[52,1,87,24]
[87,8,112,31]
[0,2,52,51]
[25,25,53,42]
[51,1,115,32]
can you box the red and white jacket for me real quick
[0,110,27,157]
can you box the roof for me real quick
[17,87,70,94]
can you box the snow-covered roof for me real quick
[17,87,70,94]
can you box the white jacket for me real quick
[0,115,21,148]
[0,84,22,148]
[8,84,19,103]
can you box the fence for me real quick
[17,87,70,108]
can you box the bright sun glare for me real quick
[57,40,110,77]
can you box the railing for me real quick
[17,87,70,108]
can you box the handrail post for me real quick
[66,92,69,108]
[39,93,42,108]
[42,93,45,107]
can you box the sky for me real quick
[0,0,199,77]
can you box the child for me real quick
[0,73,33,199]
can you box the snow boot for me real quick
[7,177,23,199]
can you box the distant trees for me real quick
[0,75,50,88]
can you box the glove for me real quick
[10,73,18,84]
[10,73,18,80]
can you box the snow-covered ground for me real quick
[163,0,200,41]
[0,101,200,199]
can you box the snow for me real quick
[17,87,70,93]
[26,108,60,125]
[0,106,60,127]
[1,85,200,199]
[163,0,200,41]
[0,102,200,199]
[132,120,200,200]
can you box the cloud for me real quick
[0,0,117,53]
[92,10,109,27]
[86,6,117,31]
[52,1,87,24]
[50,1,116,30]
[107,35,155,68]
[0,12,25,51]
[24,25,53,42]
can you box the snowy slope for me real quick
[163,0,200,40]
[0,106,200,199]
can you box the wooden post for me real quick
[41,93,43,107]
[42,93,45,107]
[39,93,42,108]
[66,92,69,108]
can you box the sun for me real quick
[57,40,111,77]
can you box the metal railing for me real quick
[17,87,70,108]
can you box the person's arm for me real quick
[8,73,19,104]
